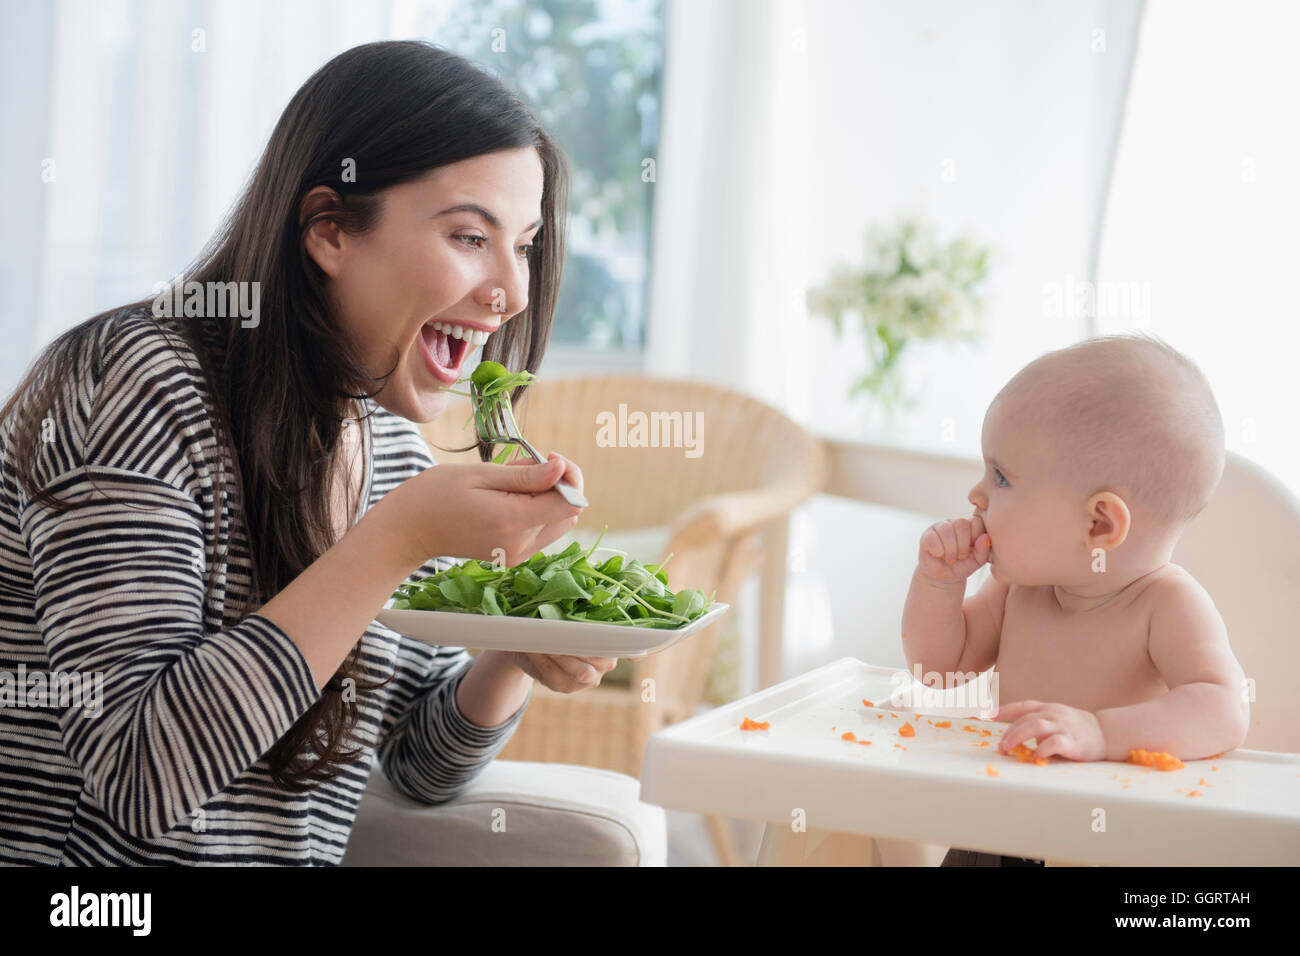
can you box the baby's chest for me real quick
[995,597,1164,711]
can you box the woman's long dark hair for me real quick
[0,40,569,790]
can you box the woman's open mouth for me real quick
[418,321,480,385]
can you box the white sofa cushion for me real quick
[341,758,667,866]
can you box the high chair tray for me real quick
[640,658,1300,865]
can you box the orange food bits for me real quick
[859,740,872,746]
[978,741,990,747]
[1008,743,1048,765]
[862,699,873,707]
[1187,791,1202,798]
[962,725,978,733]
[1127,749,1184,771]
[876,714,884,719]
[980,729,992,737]
[841,731,857,742]
[984,766,999,777]
[899,723,915,738]
[934,720,952,728]
[740,717,770,731]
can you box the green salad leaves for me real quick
[390,527,714,629]
[443,360,537,464]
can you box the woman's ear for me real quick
[300,186,348,278]
[1085,491,1131,551]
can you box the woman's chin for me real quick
[413,387,452,424]
[382,380,452,424]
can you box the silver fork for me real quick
[471,385,589,508]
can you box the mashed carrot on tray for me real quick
[1127,748,1184,770]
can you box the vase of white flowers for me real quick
[807,218,991,422]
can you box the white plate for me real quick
[376,601,730,657]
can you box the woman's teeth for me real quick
[431,322,490,346]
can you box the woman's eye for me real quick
[453,235,532,261]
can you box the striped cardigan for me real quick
[0,310,528,865]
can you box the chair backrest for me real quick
[823,441,1300,753]
[419,374,824,532]
[1171,452,1300,752]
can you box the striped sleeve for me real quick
[370,420,531,803]
[17,320,322,840]
[377,639,532,804]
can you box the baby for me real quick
[900,332,1250,866]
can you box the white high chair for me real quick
[807,440,1300,866]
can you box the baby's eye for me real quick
[994,469,1009,488]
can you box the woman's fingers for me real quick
[483,455,565,493]
[518,654,618,693]
[556,454,584,494]
[541,654,598,691]
[498,452,581,491]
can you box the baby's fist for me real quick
[918,514,991,583]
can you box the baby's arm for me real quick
[902,516,1006,687]
[1094,574,1250,761]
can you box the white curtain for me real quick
[1097,0,1300,499]
[0,0,470,394]
[645,0,811,418]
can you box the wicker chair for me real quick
[416,375,827,786]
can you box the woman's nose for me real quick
[483,249,530,320]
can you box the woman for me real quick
[0,40,616,865]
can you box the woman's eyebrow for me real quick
[434,202,543,233]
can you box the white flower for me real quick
[902,224,935,269]
[870,238,901,277]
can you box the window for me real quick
[424,0,663,367]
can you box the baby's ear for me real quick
[1086,492,1132,548]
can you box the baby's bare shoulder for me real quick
[1144,563,1216,611]
[1143,564,1242,688]
[1144,564,1231,652]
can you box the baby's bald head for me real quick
[991,332,1225,538]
